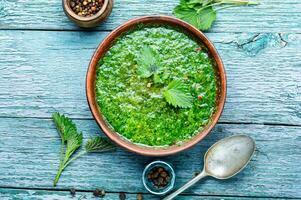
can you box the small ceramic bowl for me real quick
[142,161,176,195]
[62,0,114,28]
[86,16,227,156]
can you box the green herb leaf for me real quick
[173,5,201,29]
[197,7,217,30]
[163,80,193,108]
[52,113,114,187]
[52,113,83,186]
[52,112,77,142]
[64,132,83,162]
[153,73,163,84]
[173,5,216,30]
[137,45,160,78]
[182,0,214,7]
[183,0,202,7]
[85,136,116,153]
[173,0,258,30]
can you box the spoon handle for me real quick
[162,170,207,200]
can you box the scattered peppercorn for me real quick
[70,188,76,197]
[93,188,105,197]
[119,192,126,200]
[137,193,143,200]
[69,0,104,17]
[147,167,171,189]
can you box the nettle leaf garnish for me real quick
[173,0,259,31]
[136,45,161,78]
[136,46,194,108]
[52,112,116,187]
[137,45,193,108]
[163,80,193,108]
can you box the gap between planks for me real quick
[0,186,299,199]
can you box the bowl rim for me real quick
[86,15,227,156]
[63,0,109,22]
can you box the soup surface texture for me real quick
[96,25,217,146]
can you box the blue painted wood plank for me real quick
[0,31,300,125]
[0,0,300,32]
[0,0,299,199]
[0,188,296,200]
[0,118,300,198]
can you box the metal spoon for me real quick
[163,135,255,200]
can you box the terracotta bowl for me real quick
[86,16,227,156]
[63,0,113,28]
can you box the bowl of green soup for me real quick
[86,16,226,156]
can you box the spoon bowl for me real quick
[163,135,255,200]
[205,135,256,179]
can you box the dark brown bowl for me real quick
[86,16,227,156]
[63,0,113,28]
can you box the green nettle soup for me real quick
[96,25,218,146]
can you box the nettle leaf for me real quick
[173,5,201,29]
[183,0,202,7]
[52,112,78,142]
[174,0,258,31]
[52,113,115,187]
[173,5,216,30]
[137,45,160,78]
[197,7,217,30]
[163,80,193,108]
[65,132,83,159]
[153,73,162,84]
[85,136,116,153]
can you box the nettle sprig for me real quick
[136,45,162,83]
[173,0,259,30]
[137,45,193,108]
[52,112,116,187]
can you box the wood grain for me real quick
[0,0,300,198]
[0,31,300,125]
[0,0,300,33]
[0,117,300,198]
[0,188,297,200]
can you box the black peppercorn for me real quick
[93,188,105,197]
[70,188,76,197]
[147,167,171,188]
[69,0,104,17]
[119,192,126,200]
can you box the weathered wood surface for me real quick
[0,188,297,200]
[0,0,301,199]
[0,118,300,198]
[0,31,300,125]
[0,0,300,33]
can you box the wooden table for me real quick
[0,0,300,199]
